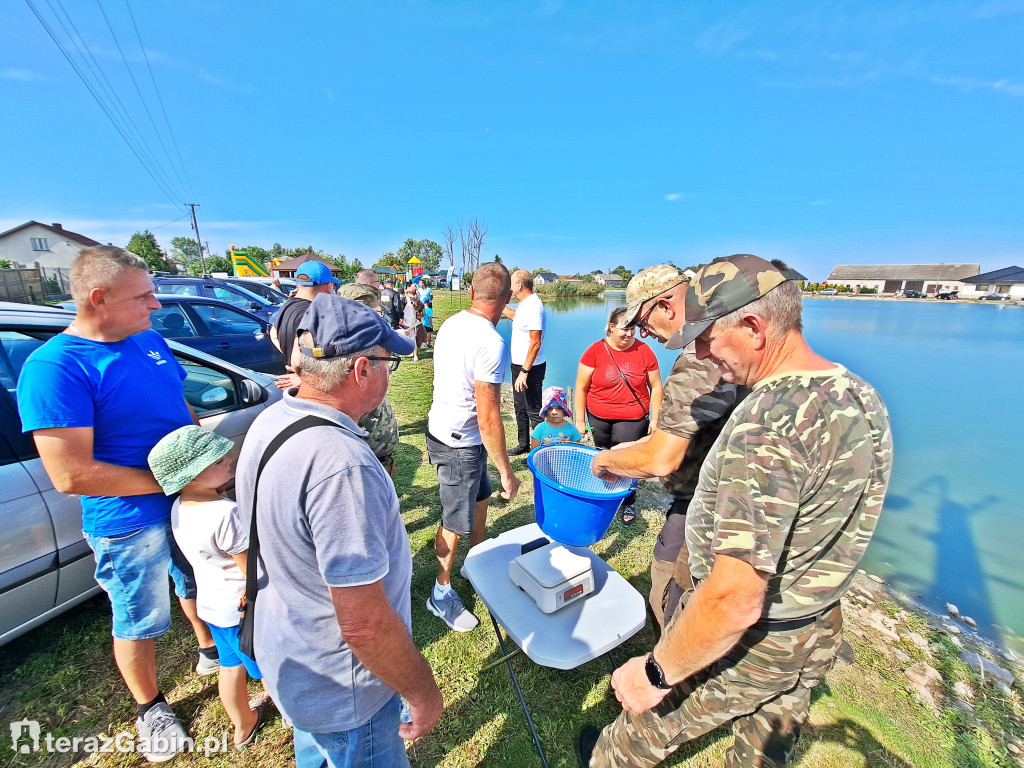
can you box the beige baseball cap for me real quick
[619,264,687,329]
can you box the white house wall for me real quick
[0,224,88,271]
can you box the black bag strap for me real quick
[602,340,648,416]
[242,415,339,607]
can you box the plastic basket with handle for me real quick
[526,444,637,546]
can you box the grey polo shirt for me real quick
[235,389,412,733]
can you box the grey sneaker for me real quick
[427,588,479,632]
[136,702,190,763]
[195,652,220,676]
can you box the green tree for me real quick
[396,238,443,272]
[581,273,595,283]
[374,252,402,268]
[187,255,232,276]
[169,236,202,269]
[493,254,502,263]
[0,259,11,269]
[531,267,552,277]
[127,230,169,272]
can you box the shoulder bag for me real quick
[602,340,649,417]
[237,414,338,658]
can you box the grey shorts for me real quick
[426,431,493,536]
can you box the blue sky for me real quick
[2,1,1022,280]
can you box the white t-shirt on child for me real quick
[170,497,248,628]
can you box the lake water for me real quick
[494,296,1024,654]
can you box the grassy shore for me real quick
[1,291,1022,767]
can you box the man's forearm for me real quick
[56,461,163,496]
[594,430,688,479]
[522,339,541,371]
[479,413,512,476]
[342,603,438,703]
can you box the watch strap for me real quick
[645,653,672,690]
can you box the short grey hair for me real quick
[296,332,383,392]
[70,245,148,304]
[713,279,803,340]
[354,268,379,284]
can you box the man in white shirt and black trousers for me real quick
[502,269,547,455]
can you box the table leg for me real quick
[489,614,550,768]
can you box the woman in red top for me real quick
[574,306,663,523]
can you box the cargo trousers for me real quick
[590,603,843,768]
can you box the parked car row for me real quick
[152,276,281,324]
[0,302,284,648]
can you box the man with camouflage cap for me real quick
[580,254,893,767]
[590,263,746,629]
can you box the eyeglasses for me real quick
[364,355,403,372]
[626,280,686,332]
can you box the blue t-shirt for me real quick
[532,420,583,445]
[423,306,433,329]
[17,331,191,536]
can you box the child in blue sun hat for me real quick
[148,425,270,748]
[530,386,583,449]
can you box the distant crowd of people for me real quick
[16,246,891,767]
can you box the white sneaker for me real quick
[136,702,190,763]
[427,588,479,632]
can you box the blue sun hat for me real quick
[539,386,573,419]
[148,425,234,496]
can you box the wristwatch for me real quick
[645,653,672,690]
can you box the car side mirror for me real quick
[239,378,266,405]
[251,302,262,311]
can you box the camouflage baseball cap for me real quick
[677,254,788,348]
[619,264,687,329]
[336,282,381,307]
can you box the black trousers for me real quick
[510,361,546,448]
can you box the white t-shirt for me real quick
[428,310,508,447]
[170,497,248,627]
[509,293,546,366]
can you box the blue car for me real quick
[57,295,284,374]
[152,276,280,323]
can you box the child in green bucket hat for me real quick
[148,425,270,748]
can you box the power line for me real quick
[122,0,196,201]
[24,0,185,210]
[94,0,192,202]
[46,0,184,201]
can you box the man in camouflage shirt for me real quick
[334,283,400,474]
[581,254,893,768]
[590,264,746,629]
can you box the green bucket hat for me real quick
[147,425,235,496]
[619,264,687,330]
[676,254,790,349]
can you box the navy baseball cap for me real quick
[295,260,341,286]
[297,293,414,359]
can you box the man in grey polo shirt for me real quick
[236,294,442,767]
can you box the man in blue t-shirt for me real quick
[16,246,216,763]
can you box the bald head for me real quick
[511,269,534,294]
[354,268,379,286]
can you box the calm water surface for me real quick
[492,295,1024,653]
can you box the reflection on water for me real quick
[499,296,1024,653]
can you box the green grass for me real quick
[1,292,1021,767]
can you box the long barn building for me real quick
[824,264,979,295]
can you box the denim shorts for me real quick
[426,431,492,536]
[84,521,197,641]
[208,622,262,678]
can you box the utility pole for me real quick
[185,203,206,275]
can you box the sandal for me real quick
[235,699,267,749]
[620,505,637,525]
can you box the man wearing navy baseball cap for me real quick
[235,293,441,766]
[271,260,342,375]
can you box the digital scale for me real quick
[508,539,595,614]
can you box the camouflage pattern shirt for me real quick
[686,366,893,620]
[657,345,744,501]
[358,396,399,459]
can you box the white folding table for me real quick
[461,523,647,765]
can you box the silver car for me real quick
[0,302,282,647]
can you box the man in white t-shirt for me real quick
[501,269,547,455]
[426,263,521,632]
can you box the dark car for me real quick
[979,293,1010,301]
[902,290,926,298]
[152,276,280,323]
[0,302,282,647]
[58,296,284,374]
[222,278,289,305]
[936,291,959,300]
